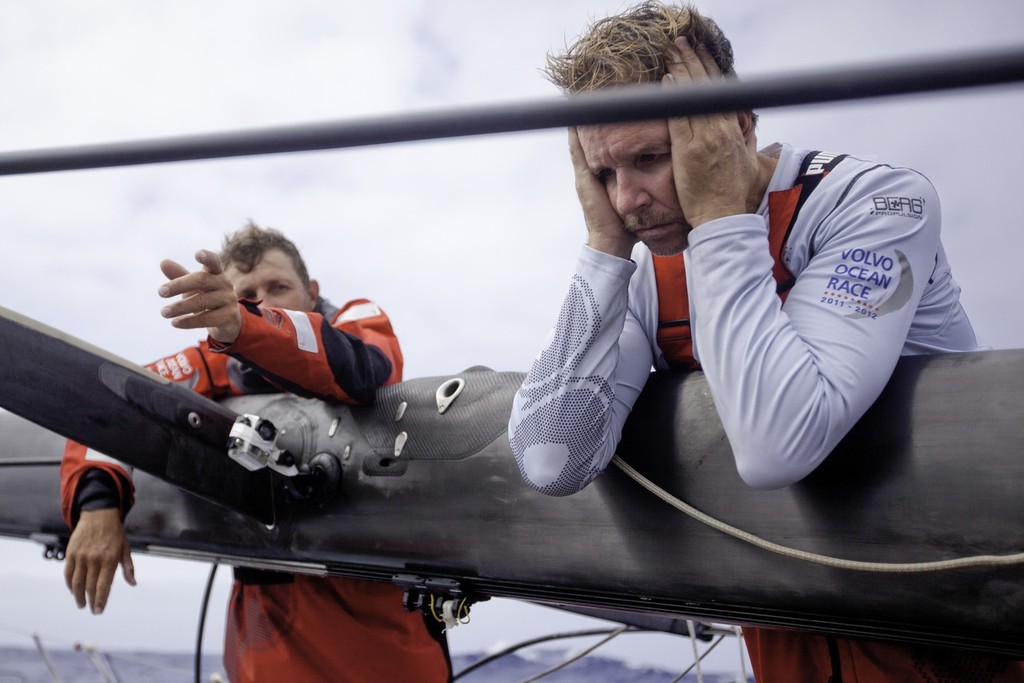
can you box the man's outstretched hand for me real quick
[159,249,241,344]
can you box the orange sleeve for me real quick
[145,341,237,399]
[332,299,404,387]
[215,299,402,403]
[60,341,239,529]
[60,441,135,528]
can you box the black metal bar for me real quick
[1,47,1022,176]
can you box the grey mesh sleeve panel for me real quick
[510,275,618,496]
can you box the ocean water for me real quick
[0,647,753,682]
[0,646,223,683]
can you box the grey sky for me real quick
[1,0,1022,674]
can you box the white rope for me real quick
[736,626,748,682]
[612,455,1024,573]
[686,620,704,683]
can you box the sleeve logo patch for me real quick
[819,248,914,319]
[870,196,924,220]
[152,353,193,380]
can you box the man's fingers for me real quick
[161,289,237,324]
[569,127,607,201]
[157,250,242,342]
[160,286,234,315]
[667,38,710,84]
[663,75,693,142]
[663,40,707,142]
[165,306,234,331]
[667,38,723,83]
[664,38,742,150]
[90,561,118,614]
[121,547,137,587]
[65,556,87,609]
[194,249,224,275]
[160,258,189,281]
[568,127,589,174]
[64,509,131,614]
[158,250,226,300]
[567,126,637,259]
[692,43,724,79]
[64,553,74,592]
[84,562,97,613]
[664,39,733,126]
[159,270,234,303]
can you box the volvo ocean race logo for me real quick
[819,248,914,320]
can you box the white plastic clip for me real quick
[394,431,408,457]
[441,599,463,631]
[435,378,465,414]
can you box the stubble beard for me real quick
[624,208,691,256]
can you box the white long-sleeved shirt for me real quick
[509,143,979,495]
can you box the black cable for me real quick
[520,625,631,683]
[452,627,648,680]
[195,562,219,683]
[669,634,727,683]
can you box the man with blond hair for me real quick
[509,2,1021,680]
[62,222,451,682]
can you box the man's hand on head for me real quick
[663,38,761,228]
[158,250,242,344]
[569,127,637,259]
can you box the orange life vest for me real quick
[654,150,845,369]
[744,628,1024,683]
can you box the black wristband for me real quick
[75,469,121,513]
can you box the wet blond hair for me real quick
[220,220,311,287]
[544,1,737,94]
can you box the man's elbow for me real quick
[733,445,821,491]
[512,441,588,497]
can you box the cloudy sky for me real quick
[1,0,1022,676]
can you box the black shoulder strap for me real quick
[767,150,847,297]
